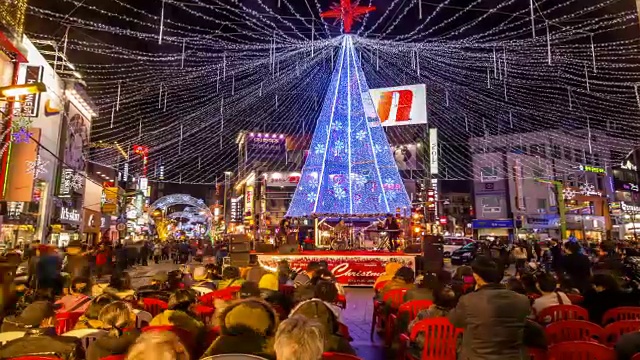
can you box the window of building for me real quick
[564,146,572,161]
[574,148,583,163]
[537,198,547,210]
[552,144,562,159]
[481,166,498,180]
[530,144,545,158]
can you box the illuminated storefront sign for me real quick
[60,207,80,223]
[579,164,606,174]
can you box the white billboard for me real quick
[369,84,427,127]
[429,128,438,175]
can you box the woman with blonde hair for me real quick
[87,301,140,360]
[126,331,189,360]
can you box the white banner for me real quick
[429,128,438,175]
[369,84,427,126]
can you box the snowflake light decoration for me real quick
[306,192,315,203]
[70,172,85,191]
[373,144,383,154]
[26,155,48,178]
[356,130,367,141]
[314,143,325,155]
[332,121,343,131]
[10,117,33,132]
[333,184,346,200]
[333,140,345,155]
[12,128,32,143]
[563,188,577,200]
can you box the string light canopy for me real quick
[22,0,640,185]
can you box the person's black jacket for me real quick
[593,254,625,277]
[615,331,640,360]
[0,328,84,360]
[562,253,592,292]
[260,289,292,314]
[550,244,563,271]
[582,288,634,324]
[87,329,140,360]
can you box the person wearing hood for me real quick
[217,266,245,290]
[149,289,204,339]
[74,293,118,330]
[0,300,85,360]
[259,273,291,314]
[87,301,140,360]
[378,266,416,301]
[375,262,402,288]
[289,283,355,356]
[203,298,279,359]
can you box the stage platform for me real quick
[256,250,417,287]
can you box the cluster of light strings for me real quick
[22,0,640,184]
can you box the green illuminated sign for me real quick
[579,164,605,174]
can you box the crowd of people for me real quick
[1,237,640,360]
[0,243,355,360]
[371,239,640,359]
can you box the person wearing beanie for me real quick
[203,298,279,359]
[375,262,402,288]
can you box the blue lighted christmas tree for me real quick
[286,36,411,217]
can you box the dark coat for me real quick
[562,253,592,292]
[290,299,355,355]
[582,288,634,324]
[86,329,140,360]
[0,328,84,360]
[549,245,563,271]
[615,331,640,360]
[404,288,434,302]
[448,284,531,360]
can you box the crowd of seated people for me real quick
[370,239,640,360]
[0,258,355,360]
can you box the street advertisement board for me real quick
[369,84,427,127]
[13,65,43,117]
[257,253,416,286]
[391,144,417,170]
[245,134,286,163]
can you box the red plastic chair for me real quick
[388,299,434,347]
[528,348,548,360]
[193,304,215,325]
[322,352,363,360]
[199,286,242,306]
[369,287,406,341]
[381,289,409,345]
[537,305,589,325]
[632,354,640,360]
[55,311,83,335]
[547,341,616,360]
[100,356,126,360]
[338,322,351,341]
[602,307,640,325]
[374,280,390,293]
[544,320,603,345]
[142,298,168,317]
[335,294,347,310]
[407,317,459,360]
[567,294,584,305]
[600,320,640,347]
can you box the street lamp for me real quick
[0,82,47,99]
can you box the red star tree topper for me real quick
[320,0,376,33]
